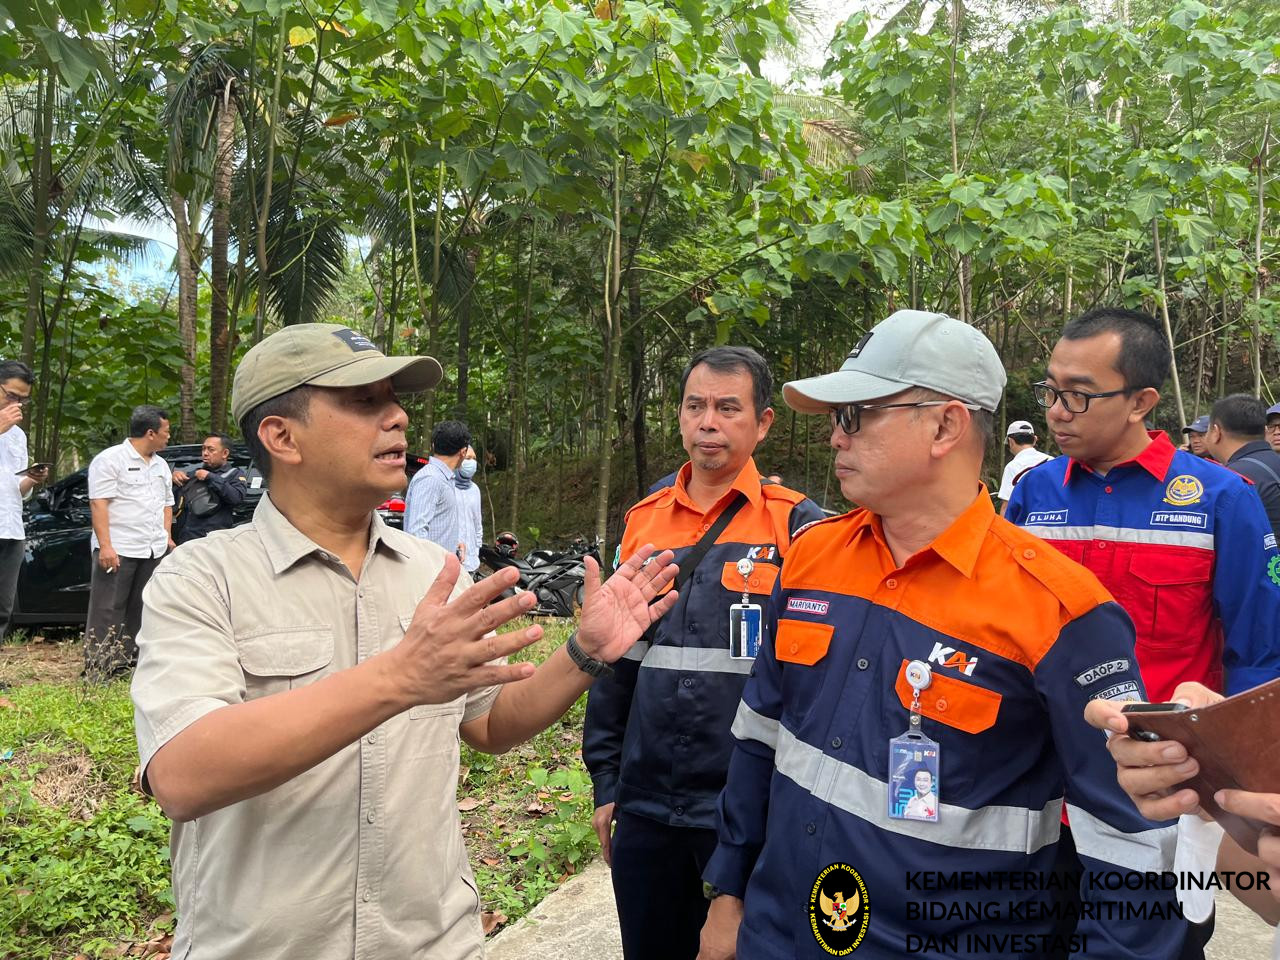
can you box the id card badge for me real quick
[888,658,941,822]
[729,602,763,659]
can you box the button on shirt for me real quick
[404,458,461,554]
[132,494,500,960]
[0,424,29,540]
[88,440,173,558]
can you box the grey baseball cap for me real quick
[1183,415,1210,434]
[783,310,1007,414]
[231,323,443,423]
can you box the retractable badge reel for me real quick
[729,558,763,660]
[888,659,941,822]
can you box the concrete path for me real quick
[486,859,1275,959]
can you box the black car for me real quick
[13,445,429,628]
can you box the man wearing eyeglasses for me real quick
[0,360,48,638]
[1006,307,1280,703]
[1265,402,1280,455]
[699,310,1184,960]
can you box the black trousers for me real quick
[610,810,720,960]
[1049,823,1213,960]
[0,537,24,639]
[84,550,164,681]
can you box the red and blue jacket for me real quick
[583,459,823,828]
[705,492,1186,959]
[1006,431,1280,699]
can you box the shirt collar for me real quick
[670,457,763,514]
[123,438,148,463]
[846,487,995,579]
[1228,440,1273,463]
[428,456,455,479]
[1063,430,1175,485]
[255,493,409,575]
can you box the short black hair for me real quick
[431,420,471,456]
[1061,307,1171,392]
[680,346,773,420]
[239,386,314,480]
[0,360,33,385]
[1009,431,1036,446]
[205,434,235,452]
[129,405,170,438]
[1211,393,1266,439]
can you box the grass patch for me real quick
[0,618,594,956]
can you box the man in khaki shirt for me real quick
[132,324,678,960]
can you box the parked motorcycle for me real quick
[477,534,602,617]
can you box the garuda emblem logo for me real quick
[819,888,860,931]
[1164,474,1204,506]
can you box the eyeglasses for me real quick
[829,400,978,436]
[1032,381,1132,414]
[3,390,31,407]
[1265,422,1280,433]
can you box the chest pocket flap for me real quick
[775,618,833,666]
[1129,550,1213,586]
[894,659,1001,735]
[720,561,779,597]
[239,628,334,677]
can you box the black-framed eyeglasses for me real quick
[829,400,978,436]
[3,390,31,407]
[1032,381,1132,414]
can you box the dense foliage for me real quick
[2,0,1278,539]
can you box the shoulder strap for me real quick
[1235,456,1280,487]
[674,492,747,594]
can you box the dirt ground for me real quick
[0,633,83,688]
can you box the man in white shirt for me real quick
[997,418,1053,513]
[85,405,174,681]
[0,361,49,638]
[455,446,483,574]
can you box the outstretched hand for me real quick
[576,544,678,663]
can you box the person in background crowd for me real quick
[131,323,679,960]
[455,445,483,575]
[1008,308,1280,702]
[0,360,48,638]
[1205,394,1280,539]
[84,404,173,680]
[404,419,470,558]
[1266,402,1280,455]
[699,310,1184,960]
[172,435,249,544]
[1183,415,1214,460]
[997,418,1053,514]
[584,346,823,960]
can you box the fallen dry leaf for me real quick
[0,696,15,709]
[457,797,481,812]
[481,910,508,935]
[481,856,501,866]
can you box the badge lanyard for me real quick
[729,557,763,660]
[888,659,941,822]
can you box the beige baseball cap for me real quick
[783,310,1006,414]
[231,323,443,423]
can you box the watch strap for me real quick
[566,631,614,679]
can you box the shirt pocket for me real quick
[398,614,466,757]
[1127,551,1214,649]
[774,618,833,666]
[892,659,1003,735]
[238,627,335,699]
[720,561,779,600]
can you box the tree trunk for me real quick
[456,246,478,419]
[628,265,647,499]
[22,68,55,368]
[172,192,200,443]
[594,160,624,547]
[1150,220,1187,428]
[209,89,235,435]
[253,18,288,343]
[1254,120,1269,396]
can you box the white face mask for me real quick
[458,458,478,480]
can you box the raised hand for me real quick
[575,543,678,663]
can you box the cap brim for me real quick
[308,354,443,394]
[782,369,915,414]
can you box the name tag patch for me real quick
[1026,510,1068,525]
[1092,681,1141,702]
[1150,510,1208,529]
[1075,659,1130,686]
[786,597,830,616]
[1266,534,1277,552]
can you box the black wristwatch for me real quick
[566,631,614,679]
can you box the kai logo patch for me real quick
[927,642,978,676]
[746,545,778,562]
[809,862,870,955]
[1163,474,1204,507]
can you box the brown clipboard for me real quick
[1124,677,1280,855]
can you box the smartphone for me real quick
[1121,701,1189,741]
[15,462,51,477]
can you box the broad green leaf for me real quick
[691,73,737,109]
[944,221,984,254]
[288,27,316,46]
[33,27,100,91]
[1127,187,1170,224]
[360,0,400,29]
[543,8,585,46]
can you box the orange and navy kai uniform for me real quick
[1007,430,1280,699]
[705,491,1187,959]
[584,458,824,826]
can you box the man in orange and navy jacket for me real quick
[583,346,823,960]
[701,311,1187,960]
